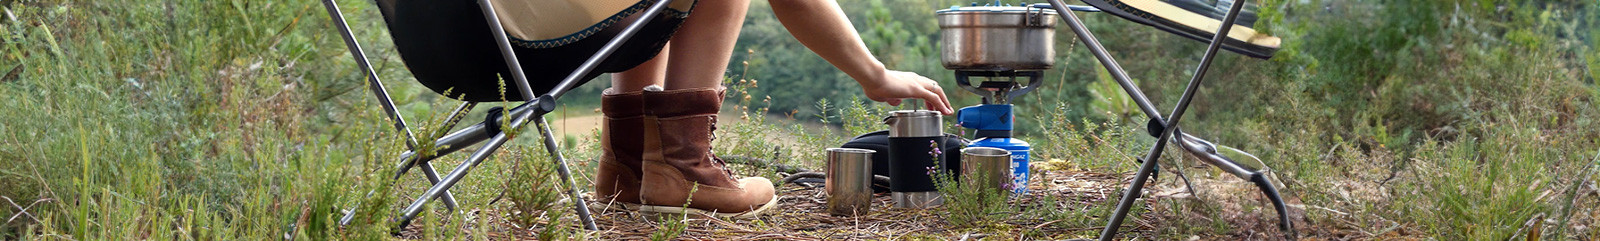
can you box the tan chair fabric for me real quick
[491,0,694,48]
[1077,0,1280,58]
[1115,0,1278,48]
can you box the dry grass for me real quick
[389,170,1132,240]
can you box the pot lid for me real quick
[936,1,1059,14]
[889,110,941,118]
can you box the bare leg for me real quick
[664,0,750,90]
[612,45,669,92]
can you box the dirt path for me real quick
[546,114,604,138]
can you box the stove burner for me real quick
[954,70,1044,104]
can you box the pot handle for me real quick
[1025,6,1046,27]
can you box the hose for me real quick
[723,155,894,191]
[778,171,894,192]
[778,172,825,185]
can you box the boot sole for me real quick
[598,202,640,212]
[635,196,779,220]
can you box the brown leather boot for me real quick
[637,86,776,219]
[595,88,645,210]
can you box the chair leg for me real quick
[409,102,478,211]
[394,101,479,177]
[332,0,676,231]
[453,0,674,231]
[321,0,420,148]
[337,102,476,226]
[1045,0,1256,240]
[323,0,465,226]
[534,116,599,230]
[472,0,538,101]
[394,112,600,231]
[397,124,519,229]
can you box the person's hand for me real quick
[862,70,955,115]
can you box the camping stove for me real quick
[936,2,1059,194]
[953,70,1041,194]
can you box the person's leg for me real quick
[597,38,669,209]
[611,44,669,91]
[635,0,775,218]
[663,0,749,90]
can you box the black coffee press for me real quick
[884,109,948,208]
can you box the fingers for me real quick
[923,81,954,115]
[904,73,952,115]
[866,70,953,114]
[928,83,953,115]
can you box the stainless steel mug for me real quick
[961,147,1013,193]
[885,109,945,208]
[825,148,875,216]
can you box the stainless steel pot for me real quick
[937,4,1058,71]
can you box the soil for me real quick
[394,114,1336,240]
[462,170,1152,240]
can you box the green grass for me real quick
[935,158,1011,229]
[0,0,458,239]
[1,0,1597,240]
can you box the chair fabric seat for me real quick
[1079,0,1281,59]
[491,0,693,49]
[375,0,694,102]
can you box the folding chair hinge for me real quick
[484,107,506,136]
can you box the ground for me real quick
[407,169,1143,240]
[375,112,1590,240]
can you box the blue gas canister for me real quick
[968,137,1030,194]
[958,104,1032,194]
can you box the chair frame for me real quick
[320,0,681,231]
[1042,0,1295,239]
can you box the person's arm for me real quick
[769,0,953,115]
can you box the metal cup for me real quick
[826,148,875,216]
[961,147,1013,193]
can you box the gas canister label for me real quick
[1009,150,1030,194]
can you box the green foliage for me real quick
[1395,123,1557,240]
[934,160,1010,228]
[1086,67,1137,121]
[504,145,568,236]
[0,0,445,239]
[1030,102,1144,173]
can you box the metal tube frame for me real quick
[324,0,679,232]
[336,101,479,226]
[322,0,460,217]
[1043,0,1275,240]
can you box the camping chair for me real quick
[319,0,684,230]
[1038,0,1296,240]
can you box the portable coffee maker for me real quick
[884,109,949,208]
